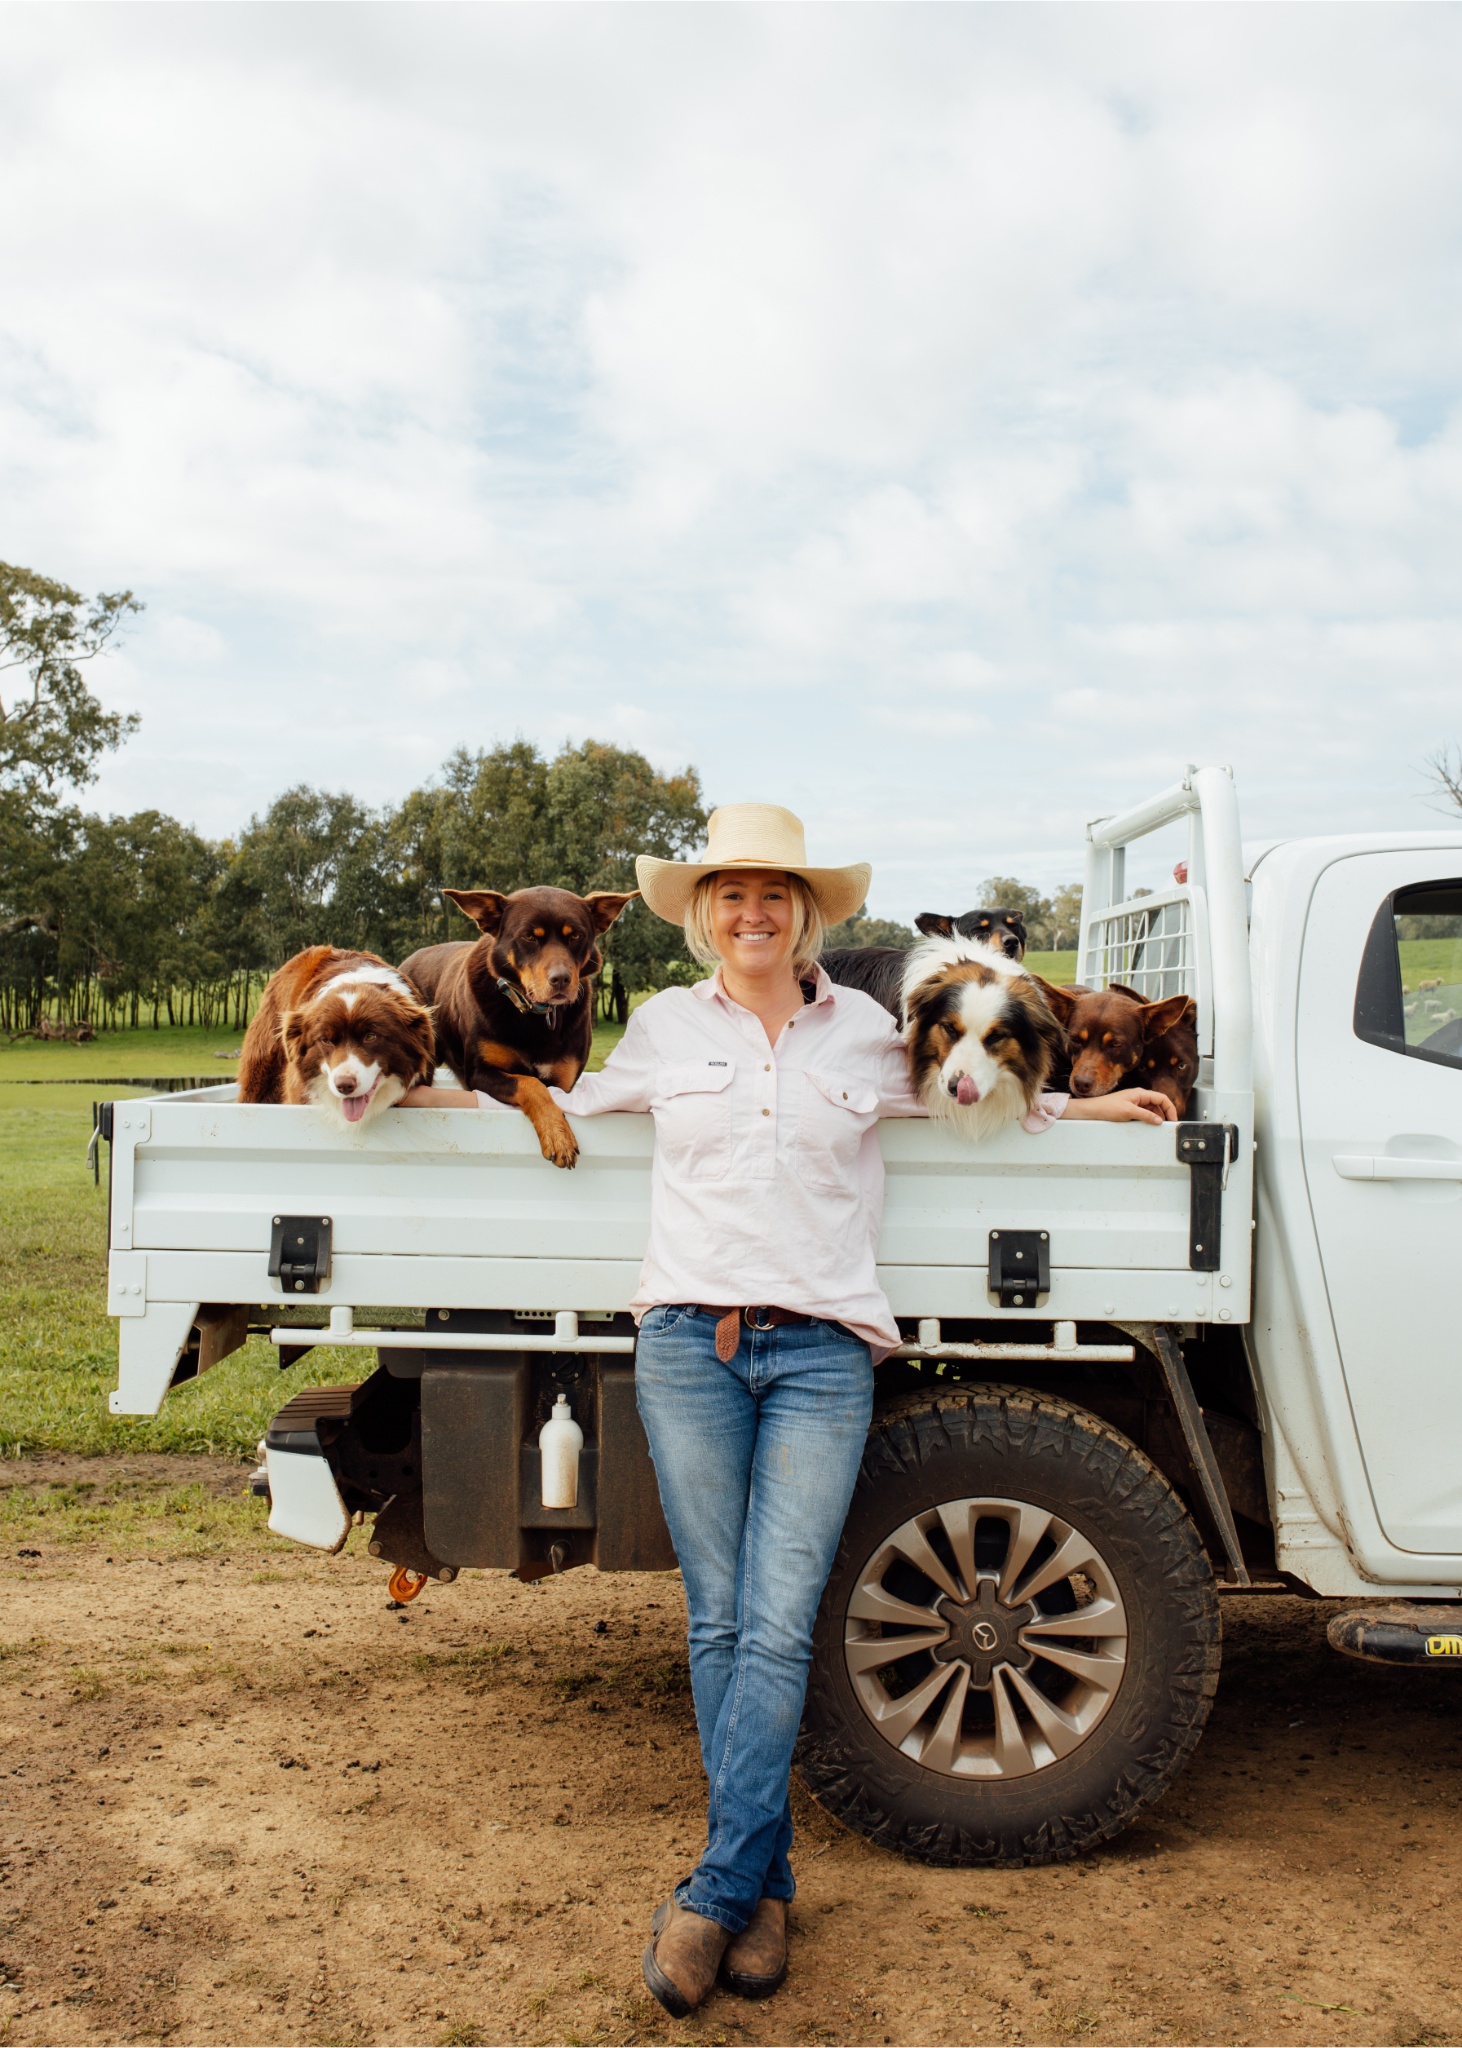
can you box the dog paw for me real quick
[539,1125,579,1170]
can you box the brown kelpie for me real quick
[1032,978,1199,1115]
[400,886,636,1167]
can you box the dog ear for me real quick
[408,1006,437,1078]
[443,889,508,934]
[282,1009,307,1052]
[583,890,639,933]
[915,912,955,938]
[1141,992,1196,1040]
[1028,975,1079,1026]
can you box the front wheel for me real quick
[796,1385,1221,1866]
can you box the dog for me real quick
[237,947,436,1126]
[1031,978,1198,1115]
[900,933,1063,1141]
[400,885,636,1168]
[823,907,1029,1019]
[915,908,1027,958]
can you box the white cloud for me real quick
[2,5,1461,915]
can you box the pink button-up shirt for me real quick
[547,967,919,1357]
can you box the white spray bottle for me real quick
[538,1393,583,1510]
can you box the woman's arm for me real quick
[400,1084,476,1107]
[1060,1087,1176,1125]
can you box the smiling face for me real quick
[706,870,799,980]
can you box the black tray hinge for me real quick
[1177,1123,1236,1271]
[88,1099,114,1186]
[987,1229,1050,1309]
[269,1215,333,1295]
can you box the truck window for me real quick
[1354,880,1462,1068]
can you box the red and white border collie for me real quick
[237,946,435,1127]
[901,934,1062,1140]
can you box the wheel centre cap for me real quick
[933,1579,1035,1686]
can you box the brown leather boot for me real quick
[642,1899,732,2018]
[718,1896,788,1999]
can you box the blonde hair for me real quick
[684,872,826,978]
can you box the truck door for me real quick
[1298,856,1462,1555]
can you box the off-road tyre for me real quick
[795,1384,1221,1866]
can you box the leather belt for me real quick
[696,1304,813,1363]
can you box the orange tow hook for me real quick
[387,1564,429,1604]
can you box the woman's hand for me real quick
[1062,1087,1176,1125]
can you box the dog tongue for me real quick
[956,1076,979,1107]
[341,1093,370,1123]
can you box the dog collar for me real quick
[496,977,560,1029]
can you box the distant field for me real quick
[1022,949,1078,985]
[1396,938,1462,993]
[0,1022,245,1083]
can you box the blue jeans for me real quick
[634,1306,873,1934]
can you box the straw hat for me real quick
[635,804,871,927]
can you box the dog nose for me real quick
[547,966,573,993]
[1070,1074,1093,1096]
[335,1075,356,1094]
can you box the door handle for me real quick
[1333,1155,1462,1182]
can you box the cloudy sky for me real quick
[4,3,1462,915]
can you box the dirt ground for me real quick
[0,1457,1459,2048]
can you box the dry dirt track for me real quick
[0,1457,1459,2048]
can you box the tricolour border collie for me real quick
[238,946,436,1127]
[900,933,1062,1140]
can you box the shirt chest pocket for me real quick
[796,1069,879,1192]
[651,1060,737,1180]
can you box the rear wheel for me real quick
[796,1385,1221,1866]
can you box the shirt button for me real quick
[842,1091,848,1100]
[764,1063,771,1071]
[762,1107,770,1117]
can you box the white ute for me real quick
[100,765,1462,1865]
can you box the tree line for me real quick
[1,558,1081,1040]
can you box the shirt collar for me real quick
[693,965,837,1008]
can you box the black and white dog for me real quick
[823,907,1028,1020]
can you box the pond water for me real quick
[5,1076,230,1089]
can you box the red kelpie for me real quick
[401,886,636,1168]
[1032,978,1199,1116]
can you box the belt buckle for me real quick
[745,1306,775,1332]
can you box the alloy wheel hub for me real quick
[843,1495,1129,1781]
[933,1579,1036,1687]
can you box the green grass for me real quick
[1397,939,1462,994]
[1023,949,1079,985]
[0,1022,247,1082]
[0,1471,290,1558]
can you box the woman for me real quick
[411,804,1170,2016]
